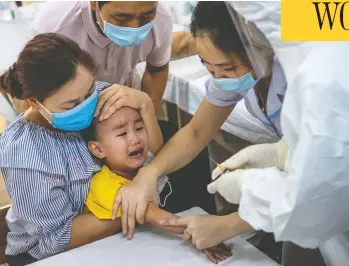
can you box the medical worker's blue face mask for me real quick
[38,90,98,131]
[98,10,153,47]
[212,72,259,93]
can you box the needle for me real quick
[209,157,228,180]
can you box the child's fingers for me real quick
[213,252,227,262]
[203,249,217,264]
[211,244,232,256]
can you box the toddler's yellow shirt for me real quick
[85,165,130,219]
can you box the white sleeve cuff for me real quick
[238,167,289,233]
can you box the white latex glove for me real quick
[207,169,247,204]
[212,139,288,180]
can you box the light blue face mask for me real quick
[213,72,258,93]
[99,11,153,47]
[39,90,98,131]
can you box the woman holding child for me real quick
[0,33,229,265]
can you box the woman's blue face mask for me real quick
[200,58,258,93]
[212,72,259,93]
[39,90,98,131]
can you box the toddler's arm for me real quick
[140,97,163,154]
[145,203,185,234]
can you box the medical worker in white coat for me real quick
[170,2,349,266]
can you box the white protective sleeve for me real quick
[238,42,349,249]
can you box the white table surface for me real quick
[30,207,279,266]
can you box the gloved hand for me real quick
[207,169,247,204]
[212,139,288,180]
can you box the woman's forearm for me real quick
[146,124,202,176]
[67,213,121,250]
[142,99,235,178]
[171,31,197,59]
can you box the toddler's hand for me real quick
[113,169,159,240]
[203,244,232,264]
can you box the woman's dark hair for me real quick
[97,1,110,9]
[0,33,97,101]
[190,1,246,55]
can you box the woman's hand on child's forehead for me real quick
[95,84,152,122]
[94,84,127,120]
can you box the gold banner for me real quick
[282,0,349,40]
